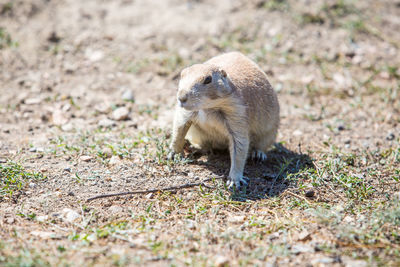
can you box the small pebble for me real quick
[228,215,246,223]
[85,49,104,62]
[98,118,116,128]
[80,155,93,162]
[24,98,42,105]
[109,155,121,165]
[386,133,395,141]
[297,230,311,241]
[305,190,315,198]
[122,89,135,102]
[108,205,123,214]
[215,255,229,267]
[311,257,335,264]
[61,123,74,132]
[337,125,345,131]
[62,208,80,223]
[36,215,48,222]
[291,244,314,254]
[64,167,71,172]
[293,130,303,136]
[112,107,130,121]
[6,217,15,224]
[29,147,37,152]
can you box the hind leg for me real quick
[250,130,277,162]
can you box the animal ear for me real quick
[180,67,188,78]
[220,69,227,78]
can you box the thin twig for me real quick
[284,190,311,205]
[86,177,221,202]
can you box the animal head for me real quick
[177,64,233,111]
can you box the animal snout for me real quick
[178,94,188,104]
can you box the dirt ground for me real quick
[0,0,399,266]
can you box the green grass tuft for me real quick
[0,162,46,200]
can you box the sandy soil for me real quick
[0,0,399,266]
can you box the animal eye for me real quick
[203,76,212,84]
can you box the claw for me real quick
[251,150,267,162]
[167,149,183,161]
[227,176,249,191]
[167,151,175,160]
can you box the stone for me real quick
[36,215,49,222]
[63,62,77,73]
[291,244,314,254]
[293,130,302,136]
[85,49,104,62]
[24,98,42,105]
[62,208,80,223]
[80,155,93,162]
[333,72,351,88]
[112,107,130,121]
[215,255,229,267]
[31,231,57,239]
[186,220,196,229]
[379,71,390,79]
[228,215,246,223]
[305,190,315,198]
[98,118,116,128]
[267,232,280,241]
[297,230,311,241]
[122,89,135,102]
[95,103,111,114]
[343,216,354,223]
[109,155,121,165]
[311,257,334,264]
[301,75,314,84]
[342,257,367,267]
[61,123,74,132]
[52,109,68,126]
[6,217,15,224]
[386,133,395,141]
[108,206,123,214]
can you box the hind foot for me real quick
[251,150,267,162]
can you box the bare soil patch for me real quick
[1,0,399,266]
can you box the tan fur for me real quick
[170,52,280,188]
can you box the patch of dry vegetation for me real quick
[0,0,399,266]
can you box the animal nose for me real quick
[178,94,188,103]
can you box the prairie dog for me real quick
[170,52,280,189]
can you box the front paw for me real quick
[167,150,182,160]
[251,150,267,162]
[227,175,249,191]
[167,144,182,160]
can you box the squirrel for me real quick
[169,52,280,189]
